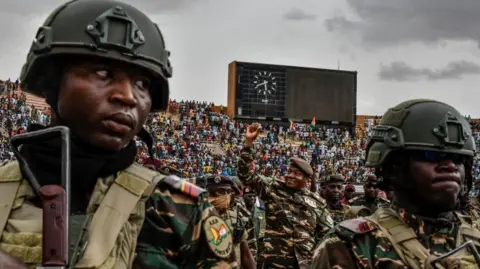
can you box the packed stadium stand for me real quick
[1,81,480,185]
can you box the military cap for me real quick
[345,184,355,191]
[290,157,313,176]
[205,175,241,195]
[324,174,346,185]
[243,185,255,195]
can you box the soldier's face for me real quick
[285,166,307,189]
[57,58,152,151]
[325,183,343,202]
[244,193,256,207]
[363,183,378,198]
[409,151,466,211]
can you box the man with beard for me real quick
[349,175,390,212]
[238,123,333,269]
[199,175,256,269]
[0,0,236,268]
[311,99,480,268]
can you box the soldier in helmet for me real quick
[311,99,480,268]
[238,123,333,269]
[202,175,256,269]
[0,0,235,268]
[348,174,390,212]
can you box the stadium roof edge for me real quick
[229,60,358,75]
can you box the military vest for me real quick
[366,208,480,269]
[0,161,162,269]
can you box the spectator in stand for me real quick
[0,83,50,162]
[3,95,480,190]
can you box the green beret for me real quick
[290,157,313,176]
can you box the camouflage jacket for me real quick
[348,195,391,212]
[326,204,351,224]
[238,147,334,268]
[221,208,249,267]
[311,207,480,269]
[135,176,237,269]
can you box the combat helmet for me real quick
[20,0,172,111]
[366,99,475,167]
[365,99,475,189]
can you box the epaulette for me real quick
[338,217,376,235]
[163,175,207,199]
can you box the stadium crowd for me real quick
[2,84,480,184]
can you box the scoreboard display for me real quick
[227,61,357,126]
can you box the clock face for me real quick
[253,71,277,95]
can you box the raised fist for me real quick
[246,123,261,141]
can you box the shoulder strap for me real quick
[0,161,23,234]
[75,163,162,268]
[366,208,429,269]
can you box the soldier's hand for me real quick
[0,250,28,269]
[246,123,261,141]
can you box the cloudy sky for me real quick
[2,0,480,116]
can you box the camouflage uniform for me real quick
[312,207,480,268]
[252,197,266,260]
[136,177,238,269]
[200,175,252,268]
[349,175,391,212]
[238,148,333,268]
[4,0,237,268]
[311,99,480,269]
[238,185,259,259]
